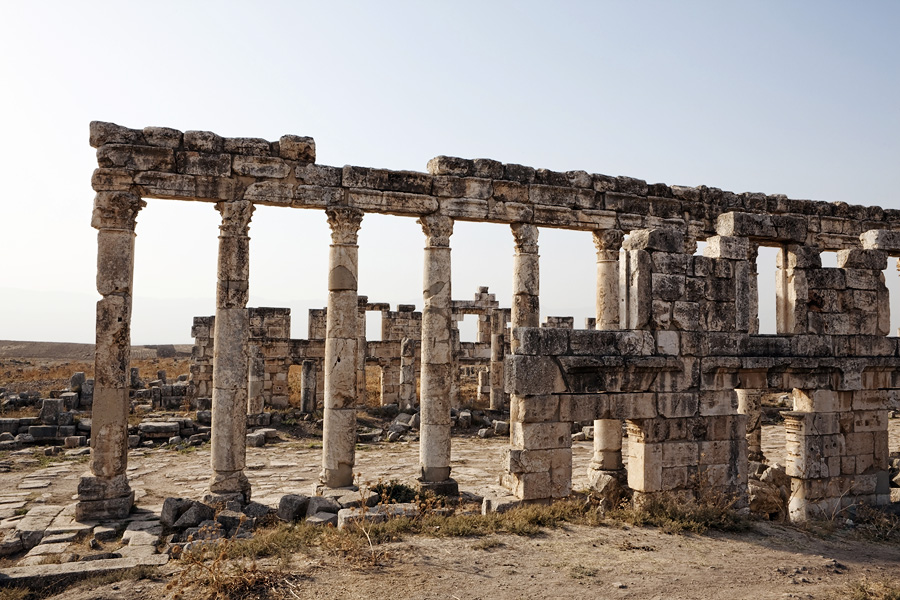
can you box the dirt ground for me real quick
[0,426,892,600]
[1,344,899,599]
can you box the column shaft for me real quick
[300,359,317,413]
[489,309,508,411]
[210,200,254,502]
[511,223,539,353]
[418,215,457,492]
[399,338,417,411]
[77,192,145,521]
[593,230,623,330]
[321,208,363,488]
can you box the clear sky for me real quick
[1,1,899,344]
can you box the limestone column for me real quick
[418,214,458,494]
[300,359,317,413]
[593,229,623,330]
[510,223,539,353]
[77,191,145,521]
[357,298,368,406]
[399,338,417,411]
[589,229,625,504]
[489,309,508,411]
[210,200,254,502]
[247,343,265,415]
[747,243,760,335]
[321,207,364,488]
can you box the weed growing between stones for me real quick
[607,489,748,535]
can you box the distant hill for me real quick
[0,340,193,361]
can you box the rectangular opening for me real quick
[756,246,780,334]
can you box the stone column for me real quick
[399,338,417,411]
[586,419,626,507]
[489,309,508,411]
[210,200,254,503]
[593,229,623,330]
[736,388,764,462]
[77,191,145,521]
[747,243,760,335]
[321,207,364,488]
[300,359,317,413]
[450,325,461,409]
[247,343,265,415]
[590,229,624,506]
[418,214,458,494]
[357,298,368,407]
[510,223,539,353]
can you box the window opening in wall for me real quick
[756,245,781,334]
[365,310,382,342]
[887,257,900,336]
[288,364,303,408]
[364,364,383,407]
[693,239,707,256]
[457,313,478,343]
[820,251,838,268]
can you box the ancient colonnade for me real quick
[81,121,899,521]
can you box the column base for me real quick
[75,473,134,522]
[320,465,355,489]
[416,477,458,497]
[209,471,251,504]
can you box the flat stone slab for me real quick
[0,554,169,586]
[18,480,51,490]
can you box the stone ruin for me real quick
[81,120,900,524]
[188,286,506,415]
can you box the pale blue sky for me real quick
[1,1,898,343]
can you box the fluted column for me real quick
[418,215,458,494]
[510,223,539,353]
[321,207,364,488]
[593,229,623,330]
[77,191,145,521]
[209,199,254,502]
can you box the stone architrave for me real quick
[593,229,623,330]
[417,214,458,494]
[510,223,539,353]
[321,207,364,488]
[77,191,145,521]
[209,199,255,502]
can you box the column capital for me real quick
[511,222,539,253]
[418,214,454,247]
[91,192,146,231]
[216,200,255,237]
[592,229,624,256]
[326,207,364,245]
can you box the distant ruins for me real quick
[83,120,899,523]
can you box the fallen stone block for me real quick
[277,494,310,522]
[306,511,338,526]
[306,495,341,516]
